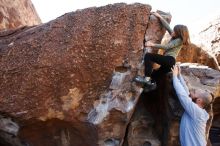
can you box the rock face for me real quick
[0,0,41,30]
[176,43,219,70]
[18,119,98,146]
[0,3,158,146]
[144,11,171,54]
[0,2,220,146]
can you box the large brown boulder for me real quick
[1,2,219,146]
[176,43,219,70]
[0,3,171,146]
[0,0,41,30]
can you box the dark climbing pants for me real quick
[144,53,176,79]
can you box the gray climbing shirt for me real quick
[173,75,209,146]
[153,38,183,58]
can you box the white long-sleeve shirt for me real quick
[173,75,209,146]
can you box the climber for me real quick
[134,12,190,91]
[172,64,212,146]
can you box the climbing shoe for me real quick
[134,76,151,85]
[134,75,157,92]
[143,81,157,92]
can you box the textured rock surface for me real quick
[18,119,98,146]
[176,43,219,70]
[0,2,220,146]
[144,11,171,54]
[0,0,41,30]
[0,3,167,146]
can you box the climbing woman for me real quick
[135,12,191,91]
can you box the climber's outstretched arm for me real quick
[152,12,173,35]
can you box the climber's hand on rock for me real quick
[171,65,179,76]
[145,41,155,47]
[151,12,162,18]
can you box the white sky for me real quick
[31,0,220,34]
